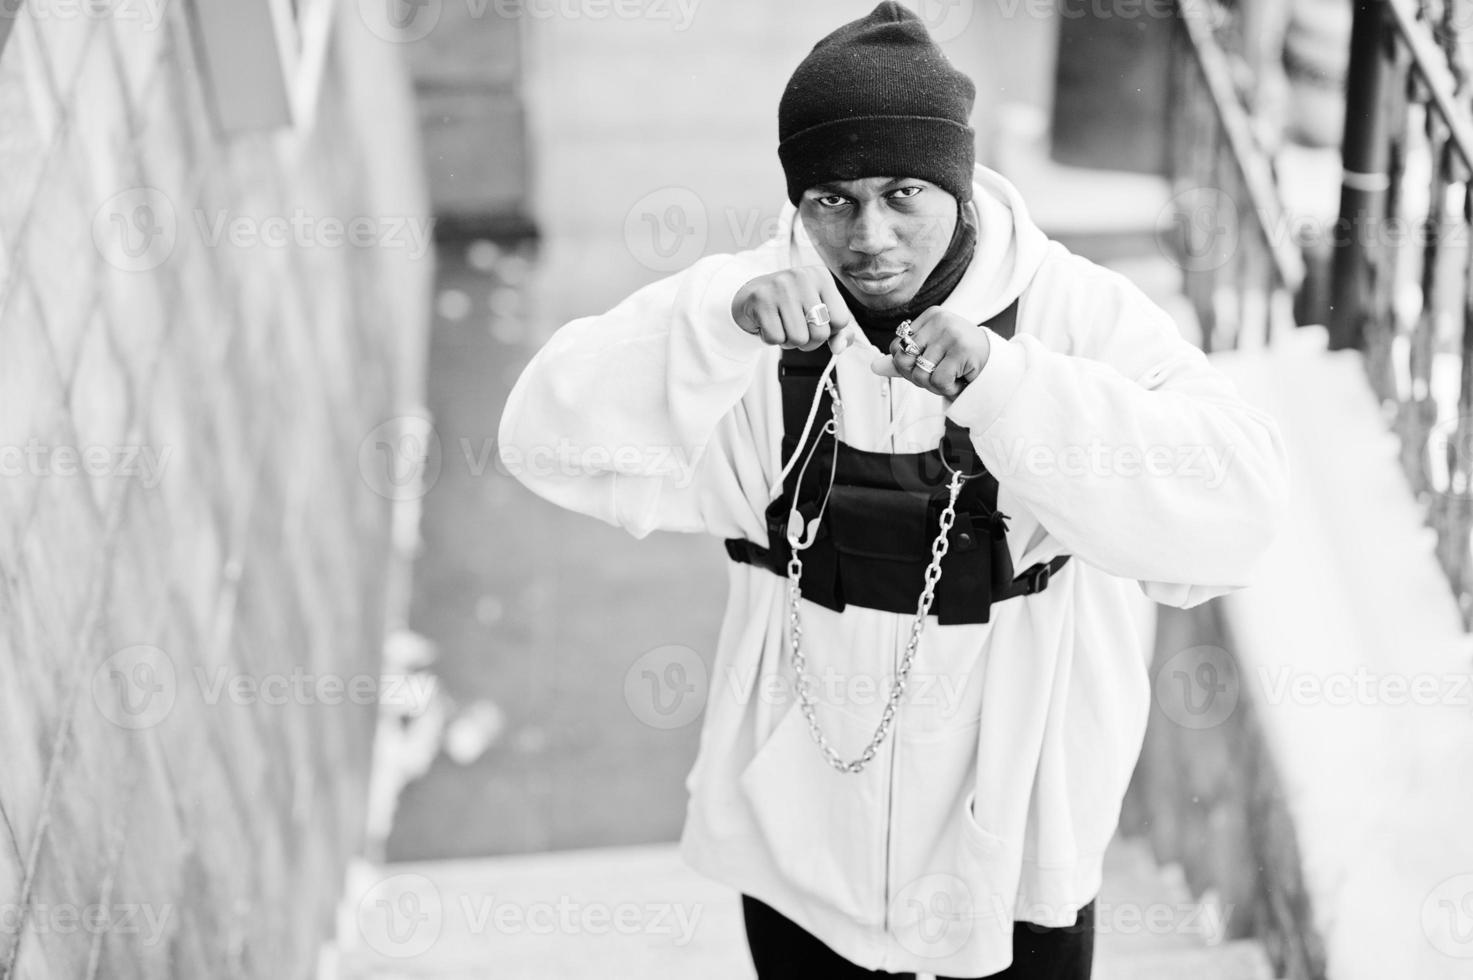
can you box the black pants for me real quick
[741,894,1095,979]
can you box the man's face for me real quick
[798,177,959,312]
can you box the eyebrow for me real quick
[806,178,913,196]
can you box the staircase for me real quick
[1093,837,1276,980]
[327,834,1276,979]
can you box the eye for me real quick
[888,185,923,201]
[815,194,849,209]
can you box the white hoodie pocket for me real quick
[738,700,886,925]
[958,789,1023,923]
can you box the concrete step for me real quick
[330,843,750,980]
[1093,837,1274,980]
[1094,835,1208,959]
[327,836,1277,980]
[1094,940,1277,980]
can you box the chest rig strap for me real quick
[723,297,1070,625]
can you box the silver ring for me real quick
[914,356,937,373]
[805,303,831,327]
[895,319,915,340]
[901,339,922,357]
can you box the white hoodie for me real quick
[497,165,1290,976]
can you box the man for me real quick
[498,4,1289,977]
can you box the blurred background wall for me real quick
[0,2,432,976]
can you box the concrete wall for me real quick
[0,2,432,976]
[519,0,1059,333]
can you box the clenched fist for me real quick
[872,306,991,401]
[732,266,860,354]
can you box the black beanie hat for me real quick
[778,2,977,207]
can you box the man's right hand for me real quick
[731,266,860,354]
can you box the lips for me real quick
[847,270,907,294]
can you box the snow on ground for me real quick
[1212,324,1473,979]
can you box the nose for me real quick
[847,201,898,256]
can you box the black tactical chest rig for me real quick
[723,297,1070,625]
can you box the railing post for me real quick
[1330,0,1391,351]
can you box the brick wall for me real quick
[0,2,433,977]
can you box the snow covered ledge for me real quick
[1127,323,1473,979]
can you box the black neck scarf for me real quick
[831,201,978,351]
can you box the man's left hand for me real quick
[870,308,990,400]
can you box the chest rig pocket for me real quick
[723,297,1070,625]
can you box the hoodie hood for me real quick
[785,163,1053,325]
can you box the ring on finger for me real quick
[914,355,938,373]
[895,319,915,341]
[901,338,922,357]
[805,303,830,328]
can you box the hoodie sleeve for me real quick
[943,252,1290,607]
[496,249,782,541]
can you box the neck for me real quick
[834,202,978,348]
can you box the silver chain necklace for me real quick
[782,370,975,775]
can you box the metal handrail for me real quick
[1385,0,1473,164]
[1176,0,1308,296]
[1330,0,1473,627]
[1164,0,1306,353]
[1333,0,1473,348]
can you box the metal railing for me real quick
[1163,0,1306,354]
[1330,0,1473,627]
